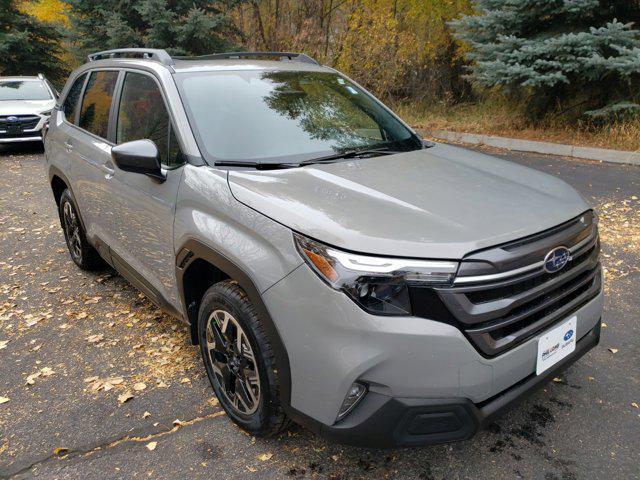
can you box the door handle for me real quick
[64,141,74,152]
[101,159,115,179]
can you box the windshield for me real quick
[176,70,421,164]
[0,80,52,101]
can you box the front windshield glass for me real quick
[0,80,51,101]
[176,70,420,164]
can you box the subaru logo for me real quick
[564,329,574,341]
[7,116,18,122]
[543,246,572,273]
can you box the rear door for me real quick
[71,69,121,250]
[105,70,185,310]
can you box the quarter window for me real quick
[116,72,183,167]
[62,73,86,124]
[78,71,119,139]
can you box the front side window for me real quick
[63,73,86,124]
[175,70,421,164]
[116,72,182,167]
[0,80,52,101]
[79,70,119,139]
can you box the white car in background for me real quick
[0,74,58,143]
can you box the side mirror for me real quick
[111,139,165,181]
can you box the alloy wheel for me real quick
[63,201,82,261]
[205,309,261,415]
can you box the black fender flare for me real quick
[175,238,292,407]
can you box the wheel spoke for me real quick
[209,322,229,354]
[235,377,253,412]
[205,309,262,415]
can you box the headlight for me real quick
[294,233,458,315]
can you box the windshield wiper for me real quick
[214,160,298,170]
[299,147,405,166]
[214,144,420,170]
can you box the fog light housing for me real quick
[336,382,367,421]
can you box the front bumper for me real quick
[0,132,43,143]
[297,320,600,448]
[263,261,604,446]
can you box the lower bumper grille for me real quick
[411,211,602,357]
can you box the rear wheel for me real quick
[198,280,288,436]
[59,189,104,271]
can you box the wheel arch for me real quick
[176,238,292,406]
[48,166,89,232]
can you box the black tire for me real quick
[59,189,104,271]
[198,280,288,436]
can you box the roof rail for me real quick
[176,52,320,65]
[87,48,174,66]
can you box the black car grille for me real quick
[411,211,602,357]
[0,115,40,131]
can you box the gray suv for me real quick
[44,49,603,447]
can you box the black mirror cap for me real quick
[111,139,165,181]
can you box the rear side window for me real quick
[62,73,86,124]
[79,71,119,139]
[116,72,182,167]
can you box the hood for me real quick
[228,143,589,259]
[0,99,55,116]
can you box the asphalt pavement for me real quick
[0,143,638,479]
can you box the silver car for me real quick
[0,74,58,143]
[44,49,603,447]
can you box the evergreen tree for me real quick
[0,0,65,82]
[452,0,640,121]
[63,0,243,61]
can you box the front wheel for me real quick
[198,280,288,436]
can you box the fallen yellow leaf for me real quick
[258,453,273,461]
[146,442,157,451]
[118,391,133,404]
[0,396,9,404]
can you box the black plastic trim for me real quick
[175,239,293,407]
[109,248,182,319]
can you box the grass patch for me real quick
[391,99,640,152]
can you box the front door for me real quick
[70,69,121,249]
[105,71,185,311]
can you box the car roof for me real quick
[0,76,43,81]
[80,57,334,75]
[170,58,333,74]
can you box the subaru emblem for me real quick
[543,246,572,273]
[564,329,574,341]
[7,116,18,122]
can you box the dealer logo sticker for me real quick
[536,316,577,375]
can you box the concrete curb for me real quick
[430,130,640,166]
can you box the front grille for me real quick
[465,243,597,304]
[0,115,41,131]
[412,212,602,357]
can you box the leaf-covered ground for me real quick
[0,144,638,479]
